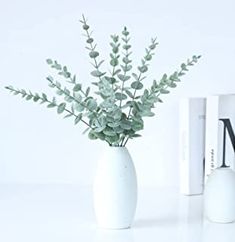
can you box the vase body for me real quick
[93,146,137,229]
[204,167,235,223]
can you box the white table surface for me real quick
[0,184,234,242]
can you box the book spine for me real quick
[179,98,206,195]
[205,96,219,182]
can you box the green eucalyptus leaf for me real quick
[33,94,40,102]
[56,90,63,95]
[85,87,90,96]
[125,89,134,98]
[140,110,155,117]
[107,122,120,128]
[73,84,82,92]
[103,127,117,136]
[73,92,82,102]
[138,65,148,73]
[110,58,118,66]
[73,102,85,112]
[86,98,97,111]
[132,73,139,81]
[129,133,142,138]
[46,59,53,64]
[91,70,105,77]
[169,83,177,88]
[144,55,152,61]
[106,134,119,144]
[94,126,106,133]
[83,24,89,30]
[94,132,105,140]
[117,74,130,82]
[88,130,98,140]
[26,95,32,100]
[47,102,56,108]
[112,46,119,54]
[131,81,143,90]
[120,120,132,130]
[57,103,66,114]
[113,126,124,134]
[123,57,130,64]
[64,113,73,119]
[160,89,170,94]
[115,92,127,100]
[181,63,188,71]
[123,44,131,50]
[122,28,129,36]
[86,38,94,43]
[64,95,73,103]
[113,109,122,120]
[89,51,99,58]
[132,121,144,131]
[74,113,83,124]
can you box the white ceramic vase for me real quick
[204,167,235,223]
[93,146,137,229]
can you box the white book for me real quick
[205,94,235,182]
[179,98,206,195]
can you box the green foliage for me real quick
[5,15,201,147]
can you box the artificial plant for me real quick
[5,15,201,146]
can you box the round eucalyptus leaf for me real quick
[83,24,89,30]
[120,120,132,130]
[86,38,94,44]
[103,128,117,136]
[115,92,127,101]
[117,74,130,82]
[46,59,53,64]
[132,121,144,131]
[86,98,97,111]
[105,134,119,144]
[94,125,106,133]
[94,132,105,140]
[73,84,82,92]
[73,102,85,112]
[138,65,148,73]
[89,51,99,58]
[131,81,143,90]
[91,70,105,77]
[107,122,120,128]
[110,58,118,67]
[88,131,98,140]
[112,47,119,54]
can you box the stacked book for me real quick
[179,95,235,195]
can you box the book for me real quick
[204,94,235,182]
[179,97,206,195]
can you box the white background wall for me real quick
[1,0,235,187]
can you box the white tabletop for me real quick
[0,184,234,242]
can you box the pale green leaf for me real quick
[57,103,66,114]
[131,81,143,90]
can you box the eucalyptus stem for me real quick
[47,78,95,115]
[5,86,92,128]
[119,30,130,108]
[81,15,104,84]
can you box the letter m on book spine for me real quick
[205,95,235,182]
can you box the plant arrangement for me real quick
[5,15,201,147]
